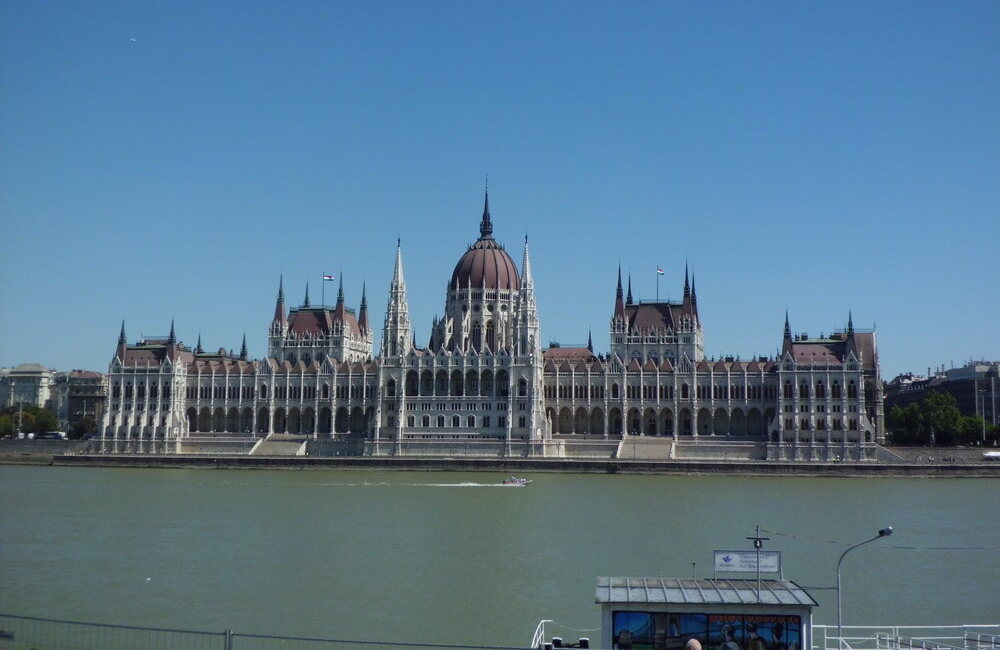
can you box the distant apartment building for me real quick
[53,371,108,429]
[885,361,999,426]
[0,363,57,411]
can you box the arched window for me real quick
[485,320,496,350]
[681,383,689,399]
[386,379,396,397]
[422,415,430,427]
[832,381,842,398]
[783,381,793,399]
[847,381,858,399]
[467,415,475,428]
[471,322,482,350]
[518,378,527,397]
[437,415,445,428]
[407,415,415,427]
[322,384,330,399]
[815,381,825,398]
[260,384,268,399]
[799,381,809,398]
[452,415,461,428]
[612,383,621,399]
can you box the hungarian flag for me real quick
[656,267,665,275]
[323,274,335,281]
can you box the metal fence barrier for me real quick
[0,614,532,650]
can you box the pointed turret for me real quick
[845,310,858,359]
[613,265,626,321]
[240,334,248,360]
[480,184,493,239]
[116,321,127,359]
[782,310,793,355]
[336,276,345,307]
[358,282,369,334]
[167,319,176,344]
[382,239,411,357]
[587,329,593,353]
[303,282,311,308]
[691,274,699,317]
[516,235,541,356]
[195,333,204,354]
[626,275,633,306]
[273,274,286,324]
[683,263,690,299]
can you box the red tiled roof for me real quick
[625,302,682,332]
[543,347,597,363]
[288,307,362,337]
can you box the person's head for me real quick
[686,639,702,650]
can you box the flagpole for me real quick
[322,274,326,307]
[656,269,660,302]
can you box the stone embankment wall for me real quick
[0,440,91,464]
[48,453,1000,477]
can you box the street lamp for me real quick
[837,526,892,650]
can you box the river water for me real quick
[0,466,997,646]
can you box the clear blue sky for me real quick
[2,1,997,379]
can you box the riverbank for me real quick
[39,452,1000,477]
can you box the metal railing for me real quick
[812,625,1000,650]
[0,613,533,650]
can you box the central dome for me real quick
[449,191,521,292]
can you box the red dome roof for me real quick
[449,188,521,291]
[450,238,520,291]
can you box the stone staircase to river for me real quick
[249,433,308,456]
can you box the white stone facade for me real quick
[99,196,884,458]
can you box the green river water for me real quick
[0,466,997,646]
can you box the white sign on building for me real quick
[714,550,781,573]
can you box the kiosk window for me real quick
[613,612,799,650]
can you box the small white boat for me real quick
[502,476,532,486]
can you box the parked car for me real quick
[34,431,67,440]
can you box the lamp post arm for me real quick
[837,530,891,650]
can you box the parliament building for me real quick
[100,192,885,461]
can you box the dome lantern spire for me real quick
[480,179,493,239]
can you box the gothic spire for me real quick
[626,274,633,306]
[118,321,126,345]
[167,319,176,344]
[683,263,690,299]
[382,239,411,357]
[358,282,369,334]
[240,334,248,360]
[195,333,204,354]
[521,234,534,288]
[587,329,593,353]
[691,274,697,304]
[336,275,345,307]
[303,282,311,308]
[614,265,625,321]
[273,274,286,324]
[479,182,493,239]
[784,310,792,340]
